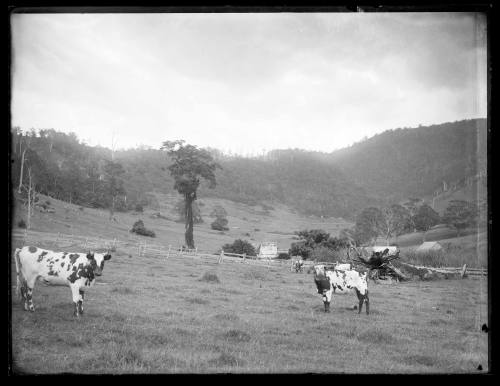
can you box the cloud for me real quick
[11,12,487,153]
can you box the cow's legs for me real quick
[364,290,370,315]
[323,288,333,313]
[78,289,85,314]
[19,280,28,310]
[70,285,81,317]
[355,288,364,314]
[24,277,37,312]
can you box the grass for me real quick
[10,242,488,374]
[10,194,488,373]
[400,249,487,269]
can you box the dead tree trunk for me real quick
[18,147,27,193]
[27,168,33,230]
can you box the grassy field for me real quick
[11,193,352,254]
[10,242,488,374]
[10,194,489,373]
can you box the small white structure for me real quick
[257,242,278,259]
[416,241,443,253]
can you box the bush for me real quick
[130,220,156,237]
[200,271,220,283]
[222,239,256,256]
[135,204,144,212]
[277,252,290,260]
[45,200,51,206]
[211,217,229,231]
[17,219,26,228]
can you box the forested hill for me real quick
[10,119,486,220]
[327,119,487,202]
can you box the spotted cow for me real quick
[14,246,111,316]
[313,264,369,315]
[291,259,304,273]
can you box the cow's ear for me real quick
[104,253,112,261]
[87,252,94,259]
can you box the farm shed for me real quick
[257,242,278,259]
[416,241,443,253]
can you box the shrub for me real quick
[45,200,51,205]
[17,219,26,228]
[222,239,256,256]
[277,252,290,260]
[211,217,229,231]
[135,204,144,213]
[200,271,220,283]
[130,220,156,238]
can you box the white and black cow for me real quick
[14,246,111,316]
[291,259,304,273]
[313,264,369,315]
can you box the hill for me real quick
[12,192,352,254]
[327,119,487,205]
[10,118,486,220]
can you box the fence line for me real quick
[12,229,487,275]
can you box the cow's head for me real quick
[87,251,112,276]
[313,264,326,278]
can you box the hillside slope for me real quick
[327,119,487,204]
[11,118,486,220]
[12,193,352,254]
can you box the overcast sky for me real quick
[11,12,487,155]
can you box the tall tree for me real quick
[103,160,126,221]
[402,197,423,232]
[442,200,477,236]
[161,140,221,248]
[413,203,440,241]
[382,204,411,243]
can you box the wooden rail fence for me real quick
[12,229,487,275]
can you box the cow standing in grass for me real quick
[313,264,370,315]
[14,246,111,317]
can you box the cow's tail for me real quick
[14,248,22,299]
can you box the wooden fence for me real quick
[11,229,487,276]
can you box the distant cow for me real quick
[14,246,111,316]
[291,259,304,273]
[313,264,369,315]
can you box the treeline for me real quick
[343,198,479,246]
[10,118,485,220]
[11,128,148,211]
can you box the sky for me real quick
[11,12,487,155]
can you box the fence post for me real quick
[167,245,171,259]
[218,250,224,264]
[460,264,468,279]
[243,253,246,264]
